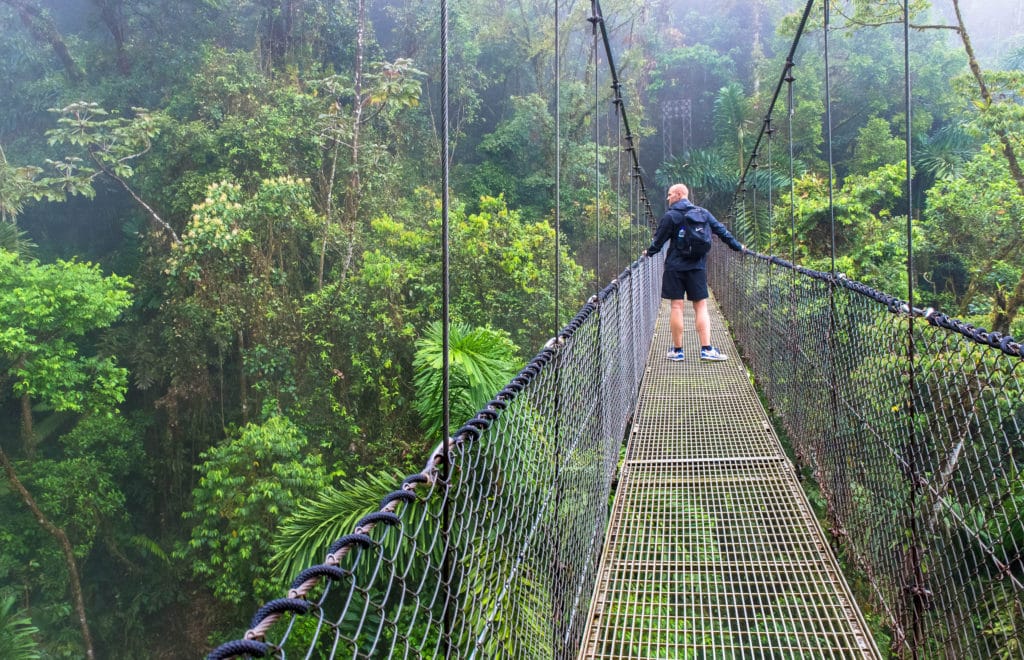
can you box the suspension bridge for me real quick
[205,1,1024,658]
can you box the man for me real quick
[645,183,743,361]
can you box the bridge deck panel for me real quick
[580,296,880,659]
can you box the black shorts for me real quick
[661,268,708,301]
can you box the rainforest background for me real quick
[0,0,1021,656]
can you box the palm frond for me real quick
[127,534,171,564]
[713,82,751,149]
[0,596,41,660]
[1004,44,1024,70]
[657,149,735,195]
[0,223,36,258]
[915,123,977,181]
[413,321,522,440]
[271,471,403,584]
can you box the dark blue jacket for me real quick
[646,200,742,271]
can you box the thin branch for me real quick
[88,153,180,245]
[0,445,95,659]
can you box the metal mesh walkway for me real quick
[580,295,881,659]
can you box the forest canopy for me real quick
[0,0,1021,656]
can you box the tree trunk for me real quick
[340,0,366,285]
[93,0,131,75]
[317,139,340,289]
[263,0,297,72]
[4,0,84,83]
[238,329,249,425]
[956,234,1022,318]
[751,0,763,97]
[0,446,95,659]
[20,391,35,457]
[990,272,1024,335]
[952,0,1024,196]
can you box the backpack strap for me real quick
[666,208,686,225]
[682,206,706,222]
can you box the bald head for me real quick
[667,184,689,204]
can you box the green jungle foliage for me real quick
[0,0,1020,656]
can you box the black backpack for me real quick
[671,207,713,258]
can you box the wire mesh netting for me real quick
[711,247,1024,658]
[207,256,662,659]
[580,297,879,659]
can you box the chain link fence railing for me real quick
[207,255,662,659]
[711,247,1024,658]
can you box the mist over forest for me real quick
[1,0,1022,656]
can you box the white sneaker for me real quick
[665,348,685,361]
[700,346,728,361]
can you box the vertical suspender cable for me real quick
[766,119,775,398]
[589,0,604,472]
[591,1,601,291]
[726,0,811,465]
[731,0,814,227]
[588,12,606,626]
[787,62,797,263]
[590,0,652,394]
[740,189,746,231]
[768,126,775,255]
[592,0,655,232]
[629,157,634,258]
[822,0,845,530]
[823,3,837,273]
[551,1,566,654]
[626,135,636,387]
[555,0,561,334]
[786,60,799,410]
[750,160,758,247]
[439,0,452,654]
[615,98,622,274]
[902,0,925,652]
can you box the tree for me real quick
[0,250,131,660]
[460,94,556,221]
[0,222,34,256]
[43,102,177,244]
[781,162,911,295]
[924,147,1024,332]
[309,57,425,287]
[713,82,755,173]
[0,0,82,83]
[163,176,321,426]
[0,148,39,254]
[91,0,130,75]
[0,250,131,451]
[913,122,976,183]
[180,416,330,607]
[450,194,588,350]
[832,0,1024,331]
[0,143,95,237]
[0,145,44,224]
[322,190,586,474]
[270,469,405,589]
[849,117,906,176]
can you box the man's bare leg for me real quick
[693,298,710,347]
[670,298,686,348]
